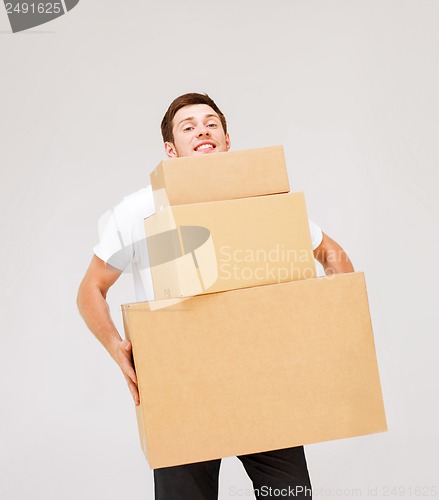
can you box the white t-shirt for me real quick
[93,186,323,302]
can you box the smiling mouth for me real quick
[194,143,216,152]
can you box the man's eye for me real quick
[183,126,194,132]
[207,123,217,128]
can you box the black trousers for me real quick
[154,446,312,499]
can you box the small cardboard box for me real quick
[145,192,316,300]
[150,146,289,209]
[122,272,387,469]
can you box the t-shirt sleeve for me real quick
[308,219,323,250]
[93,201,135,271]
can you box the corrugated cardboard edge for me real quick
[121,304,152,464]
[294,192,316,279]
[356,273,388,433]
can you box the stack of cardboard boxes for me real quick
[122,146,387,469]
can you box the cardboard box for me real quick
[145,192,316,300]
[150,146,289,209]
[122,272,387,469]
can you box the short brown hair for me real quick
[161,93,227,143]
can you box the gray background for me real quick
[1,1,438,498]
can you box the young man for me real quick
[77,93,354,500]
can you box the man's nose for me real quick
[196,126,210,137]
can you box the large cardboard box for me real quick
[145,192,316,300]
[122,272,387,469]
[150,146,289,209]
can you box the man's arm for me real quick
[313,232,354,274]
[77,255,140,405]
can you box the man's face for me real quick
[164,104,231,158]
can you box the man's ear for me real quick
[164,141,178,158]
[225,133,231,151]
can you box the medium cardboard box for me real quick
[122,272,387,469]
[145,192,316,300]
[150,146,289,209]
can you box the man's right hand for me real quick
[77,255,140,406]
[112,339,140,406]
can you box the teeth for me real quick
[196,144,214,151]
